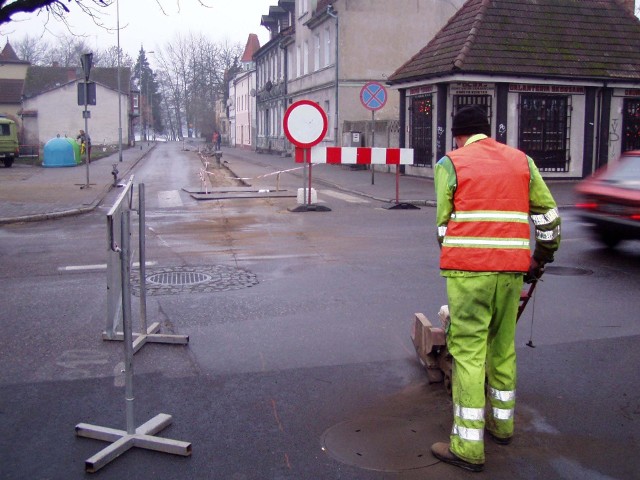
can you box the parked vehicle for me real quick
[575,151,640,248]
[0,116,19,168]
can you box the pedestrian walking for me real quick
[431,105,561,472]
[76,129,92,162]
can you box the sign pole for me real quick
[308,153,313,205]
[371,110,375,185]
[80,53,93,189]
[302,148,308,202]
[283,100,330,212]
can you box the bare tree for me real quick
[47,33,91,66]
[155,32,242,140]
[96,45,133,68]
[0,0,215,27]
[12,34,50,65]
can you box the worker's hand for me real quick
[524,257,545,284]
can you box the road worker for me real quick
[431,105,561,472]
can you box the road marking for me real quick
[318,189,369,203]
[158,190,184,208]
[56,349,109,380]
[58,261,157,271]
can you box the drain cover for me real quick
[131,265,258,296]
[147,271,212,285]
[321,416,439,472]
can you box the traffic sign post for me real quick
[360,82,388,186]
[283,100,330,212]
[360,81,387,112]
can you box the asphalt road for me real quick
[1,141,638,479]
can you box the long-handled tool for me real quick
[410,280,539,393]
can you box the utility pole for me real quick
[80,52,93,188]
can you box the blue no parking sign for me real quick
[360,81,387,111]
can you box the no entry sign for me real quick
[283,100,328,148]
[360,81,387,111]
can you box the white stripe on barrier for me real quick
[297,146,414,165]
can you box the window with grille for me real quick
[411,95,433,166]
[452,95,492,149]
[518,95,571,172]
[622,98,640,152]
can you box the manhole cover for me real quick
[131,265,258,296]
[544,266,593,276]
[321,416,439,472]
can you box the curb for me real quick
[0,144,157,225]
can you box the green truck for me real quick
[0,116,19,168]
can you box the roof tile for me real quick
[389,0,640,83]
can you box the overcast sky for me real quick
[1,0,639,62]
[0,0,274,60]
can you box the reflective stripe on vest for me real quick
[440,139,531,272]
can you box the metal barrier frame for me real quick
[103,181,189,352]
[76,177,191,472]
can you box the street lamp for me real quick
[116,0,123,161]
[145,51,155,142]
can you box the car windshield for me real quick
[599,155,640,190]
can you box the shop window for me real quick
[518,95,571,172]
[410,95,433,166]
[622,98,640,152]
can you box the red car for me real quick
[575,151,640,248]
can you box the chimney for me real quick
[619,0,636,15]
[52,61,59,67]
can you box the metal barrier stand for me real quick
[102,183,189,352]
[76,179,191,473]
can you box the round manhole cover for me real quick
[131,265,258,296]
[321,416,439,472]
[544,266,593,276]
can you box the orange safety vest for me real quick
[440,138,531,272]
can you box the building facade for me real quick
[0,41,30,135]
[21,66,131,148]
[254,0,465,155]
[388,0,640,179]
[233,34,260,149]
[255,1,294,153]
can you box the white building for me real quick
[233,34,260,149]
[21,66,131,148]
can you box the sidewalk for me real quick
[0,142,156,224]
[220,147,579,209]
[0,142,578,225]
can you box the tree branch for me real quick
[0,0,111,27]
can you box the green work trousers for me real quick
[446,273,522,464]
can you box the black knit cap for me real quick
[451,105,491,137]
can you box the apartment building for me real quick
[254,0,465,154]
[388,0,640,179]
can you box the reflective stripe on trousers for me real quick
[446,273,521,464]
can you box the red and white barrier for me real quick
[295,147,413,165]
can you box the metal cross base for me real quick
[384,202,420,210]
[76,413,191,473]
[102,322,189,354]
